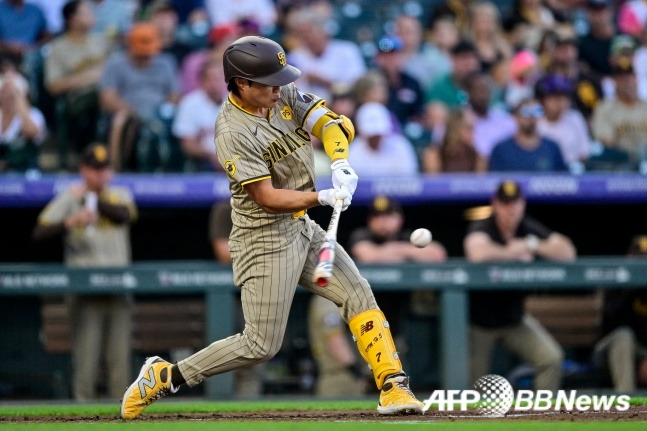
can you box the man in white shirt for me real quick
[172,59,225,171]
[287,8,366,103]
[536,73,590,167]
[349,102,418,176]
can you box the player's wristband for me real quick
[346,362,364,379]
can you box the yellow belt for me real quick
[291,209,307,220]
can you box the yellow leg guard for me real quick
[349,309,402,389]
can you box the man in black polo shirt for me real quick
[594,234,647,392]
[464,180,576,391]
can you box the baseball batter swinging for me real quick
[121,36,424,418]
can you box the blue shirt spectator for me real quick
[489,136,568,172]
[0,0,49,62]
[488,98,568,172]
[0,1,47,44]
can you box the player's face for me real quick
[242,81,281,110]
[81,165,113,192]
[368,212,403,239]
[493,198,525,228]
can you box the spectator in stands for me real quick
[423,17,459,88]
[352,71,389,107]
[146,0,189,64]
[169,0,208,26]
[28,0,67,35]
[350,195,447,265]
[89,0,135,47]
[535,73,591,169]
[634,24,647,101]
[0,0,50,64]
[422,108,486,174]
[0,70,46,172]
[99,23,180,171]
[465,71,517,160]
[578,0,617,77]
[348,102,419,176]
[427,0,473,35]
[395,14,451,93]
[489,98,568,172]
[505,49,540,110]
[32,143,137,401]
[287,8,365,104]
[591,62,647,166]
[45,0,108,165]
[172,60,225,171]
[204,0,277,34]
[618,0,647,39]
[307,295,368,398]
[373,34,424,128]
[180,22,242,95]
[504,0,556,51]
[466,1,512,73]
[594,234,647,392]
[549,27,603,120]
[426,40,481,109]
[208,199,264,397]
[464,180,575,391]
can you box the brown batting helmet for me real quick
[223,36,301,86]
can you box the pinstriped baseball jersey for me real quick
[175,83,379,388]
[215,82,321,232]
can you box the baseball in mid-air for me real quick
[410,228,432,248]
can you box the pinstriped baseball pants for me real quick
[177,216,378,387]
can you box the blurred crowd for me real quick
[1,0,647,175]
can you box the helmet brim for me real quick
[253,64,301,87]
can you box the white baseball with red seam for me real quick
[410,228,432,248]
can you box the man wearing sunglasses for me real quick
[488,98,568,172]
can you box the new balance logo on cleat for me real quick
[138,368,157,398]
[360,321,374,335]
[120,356,178,420]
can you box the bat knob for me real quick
[316,278,328,287]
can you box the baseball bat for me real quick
[313,198,344,287]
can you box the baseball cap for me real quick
[629,234,647,256]
[368,195,402,217]
[535,73,573,97]
[587,0,611,8]
[377,35,403,53]
[208,23,242,45]
[356,102,392,137]
[81,143,111,169]
[610,35,637,56]
[494,180,524,202]
[128,23,161,56]
[510,50,538,81]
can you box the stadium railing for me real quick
[2,258,646,398]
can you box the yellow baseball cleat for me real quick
[120,356,178,420]
[377,373,425,415]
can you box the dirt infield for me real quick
[2,405,646,422]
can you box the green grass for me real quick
[0,399,645,430]
[0,400,375,417]
[1,398,644,418]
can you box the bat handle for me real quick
[315,277,328,287]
